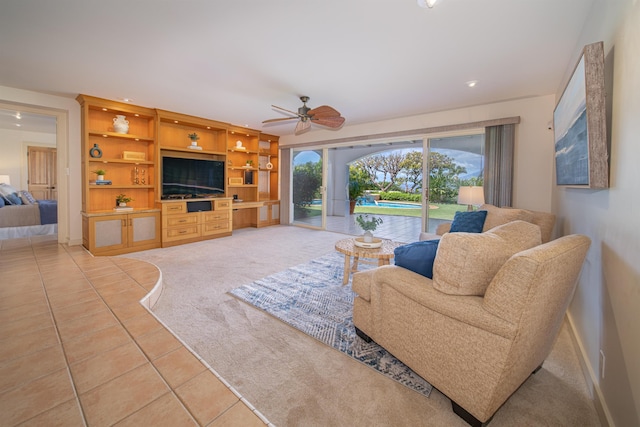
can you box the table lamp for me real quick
[458,186,484,211]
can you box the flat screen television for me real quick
[162,155,225,198]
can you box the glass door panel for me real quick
[292,149,325,228]
[423,133,486,234]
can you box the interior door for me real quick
[292,149,326,229]
[28,146,57,200]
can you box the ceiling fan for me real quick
[262,96,345,134]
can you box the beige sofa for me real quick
[420,204,556,244]
[353,221,590,425]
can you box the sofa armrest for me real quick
[364,266,516,339]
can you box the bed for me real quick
[0,184,57,240]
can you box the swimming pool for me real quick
[357,200,421,209]
[311,199,421,209]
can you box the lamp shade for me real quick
[457,186,484,206]
[0,175,10,185]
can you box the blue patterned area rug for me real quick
[228,252,432,397]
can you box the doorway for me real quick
[0,105,61,241]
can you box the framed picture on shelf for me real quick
[553,41,609,188]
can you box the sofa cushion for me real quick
[480,204,534,232]
[432,221,542,296]
[449,210,487,233]
[394,239,440,279]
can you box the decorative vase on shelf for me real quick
[89,143,102,158]
[97,175,105,181]
[363,230,374,243]
[113,115,129,134]
[118,202,127,207]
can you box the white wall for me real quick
[554,0,639,425]
[0,128,55,190]
[0,86,82,245]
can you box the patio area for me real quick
[308,214,448,244]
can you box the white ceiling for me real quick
[0,0,595,137]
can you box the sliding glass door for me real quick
[422,133,485,234]
[292,149,326,229]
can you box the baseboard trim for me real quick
[565,313,615,427]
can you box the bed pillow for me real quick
[432,221,542,296]
[0,183,18,198]
[449,210,488,233]
[0,197,4,208]
[20,190,37,204]
[0,183,21,205]
[4,192,22,205]
[394,239,440,279]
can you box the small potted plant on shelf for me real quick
[187,132,202,150]
[93,169,107,181]
[115,193,133,207]
[356,214,383,242]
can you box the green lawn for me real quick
[300,202,466,221]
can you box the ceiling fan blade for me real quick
[271,105,302,117]
[311,116,346,128]
[262,117,299,124]
[308,105,341,119]
[295,120,311,135]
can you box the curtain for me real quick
[484,124,515,207]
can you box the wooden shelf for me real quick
[88,131,154,142]
[160,147,226,156]
[89,158,154,165]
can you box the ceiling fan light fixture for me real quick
[417,0,438,8]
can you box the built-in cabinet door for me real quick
[90,215,128,252]
[86,212,160,255]
[129,212,161,248]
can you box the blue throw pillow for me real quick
[449,210,487,233]
[394,239,440,279]
[0,196,5,207]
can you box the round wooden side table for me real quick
[334,237,403,285]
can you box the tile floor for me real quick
[0,235,271,426]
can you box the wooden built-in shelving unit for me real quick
[77,95,280,255]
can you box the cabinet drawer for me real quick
[203,211,229,222]
[165,214,198,227]
[163,203,186,214]
[202,220,231,235]
[215,199,231,210]
[164,225,200,241]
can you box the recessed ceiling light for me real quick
[15,112,21,119]
[466,80,478,88]
[119,98,134,103]
[417,0,438,8]
[15,123,21,127]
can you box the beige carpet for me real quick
[123,225,601,427]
